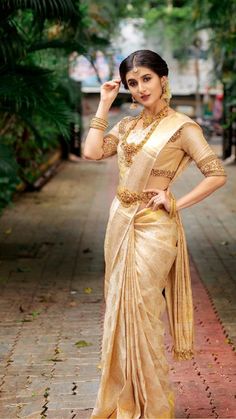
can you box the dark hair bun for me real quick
[119,49,169,89]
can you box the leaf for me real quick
[30,310,40,319]
[75,340,92,348]
[84,287,92,294]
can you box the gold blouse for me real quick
[100,113,226,191]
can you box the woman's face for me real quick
[125,66,167,108]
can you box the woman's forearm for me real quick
[176,176,227,211]
[83,100,111,160]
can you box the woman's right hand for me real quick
[100,78,121,106]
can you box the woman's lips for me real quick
[140,94,150,101]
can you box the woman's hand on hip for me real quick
[144,189,171,212]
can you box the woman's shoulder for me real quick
[173,111,196,124]
[172,111,202,132]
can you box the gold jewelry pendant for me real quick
[130,96,138,109]
[122,143,138,166]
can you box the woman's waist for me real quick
[118,174,171,193]
[116,185,168,207]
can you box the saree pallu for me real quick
[91,205,177,419]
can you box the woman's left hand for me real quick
[143,189,171,212]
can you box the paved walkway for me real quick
[0,110,235,418]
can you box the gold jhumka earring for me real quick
[130,96,138,109]
[161,79,172,105]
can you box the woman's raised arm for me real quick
[83,79,121,160]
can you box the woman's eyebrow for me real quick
[127,74,152,83]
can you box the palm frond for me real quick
[0,20,26,67]
[0,143,18,175]
[0,65,73,138]
[29,39,86,55]
[1,0,77,19]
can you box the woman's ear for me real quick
[161,75,168,87]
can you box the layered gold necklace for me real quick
[121,105,169,166]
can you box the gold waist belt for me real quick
[116,186,157,207]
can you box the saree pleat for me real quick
[91,208,177,418]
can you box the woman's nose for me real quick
[138,82,146,94]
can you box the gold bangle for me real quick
[93,116,108,124]
[90,121,108,128]
[90,122,107,130]
[89,117,108,131]
[90,116,108,129]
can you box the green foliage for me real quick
[142,2,197,64]
[0,143,20,210]
[0,0,81,211]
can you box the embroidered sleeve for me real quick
[100,116,137,159]
[197,155,226,177]
[99,120,120,159]
[102,133,119,158]
[181,123,227,177]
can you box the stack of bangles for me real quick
[169,194,177,218]
[89,116,108,131]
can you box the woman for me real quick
[83,50,227,419]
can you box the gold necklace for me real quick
[141,106,168,129]
[121,105,169,167]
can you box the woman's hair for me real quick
[119,49,169,89]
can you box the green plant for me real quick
[0,0,79,209]
[0,143,20,211]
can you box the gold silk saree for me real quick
[90,112,225,418]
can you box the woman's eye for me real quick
[129,82,136,87]
[143,77,151,82]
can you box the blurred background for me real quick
[0,0,235,211]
